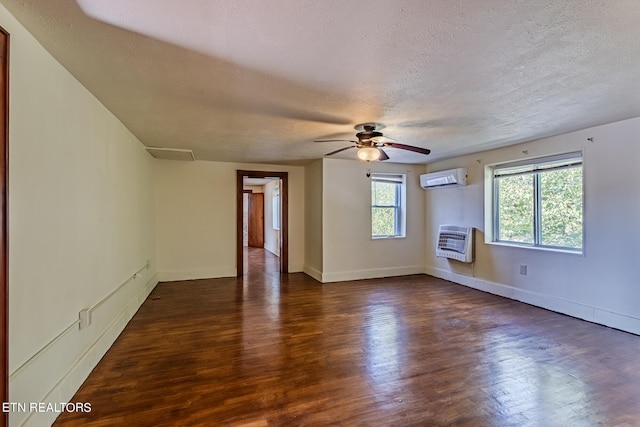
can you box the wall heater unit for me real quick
[436,225,474,263]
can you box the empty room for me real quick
[1,1,640,426]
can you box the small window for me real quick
[371,174,406,238]
[487,152,583,252]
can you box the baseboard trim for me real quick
[264,244,279,257]
[322,265,424,283]
[157,268,236,282]
[424,265,640,336]
[303,265,323,282]
[11,272,158,427]
[288,263,303,273]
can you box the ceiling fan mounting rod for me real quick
[354,122,385,132]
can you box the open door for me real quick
[236,170,288,277]
[247,192,264,248]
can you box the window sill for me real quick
[486,240,583,256]
[372,235,406,240]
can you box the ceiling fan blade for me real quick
[314,139,358,143]
[383,142,431,155]
[377,148,390,161]
[325,146,356,156]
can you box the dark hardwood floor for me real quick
[54,249,640,426]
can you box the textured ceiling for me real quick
[3,0,640,164]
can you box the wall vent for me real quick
[145,147,195,161]
[436,225,474,263]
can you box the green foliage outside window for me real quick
[371,177,403,237]
[372,207,396,236]
[497,174,534,244]
[540,167,583,248]
[495,160,583,251]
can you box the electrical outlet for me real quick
[519,264,528,275]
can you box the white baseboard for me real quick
[10,272,159,427]
[303,265,323,282]
[288,263,303,273]
[158,263,303,283]
[321,265,424,283]
[264,244,279,257]
[157,268,236,282]
[424,265,640,336]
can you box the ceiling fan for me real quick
[314,123,431,162]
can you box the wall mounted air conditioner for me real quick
[420,168,467,189]
[436,225,474,263]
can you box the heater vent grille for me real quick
[436,225,474,262]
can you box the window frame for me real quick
[370,173,406,239]
[485,151,584,254]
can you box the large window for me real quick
[371,174,406,238]
[488,152,583,252]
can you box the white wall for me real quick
[155,160,305,280]
[425,117,640,334]
[242,193,249,246]
[303,160,323,281]
[3,4,158,426]
[263,180,280,256]
[321,159,426,282]
[243,185,263,193]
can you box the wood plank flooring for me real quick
[54,249,640,426]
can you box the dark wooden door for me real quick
[247,193,264,248]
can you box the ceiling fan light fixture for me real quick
[317,122,430,161]
[357,146,381,161]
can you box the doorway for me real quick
[236,170,288,277]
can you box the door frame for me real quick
[236,170,288,276]
[1,26,9,426]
